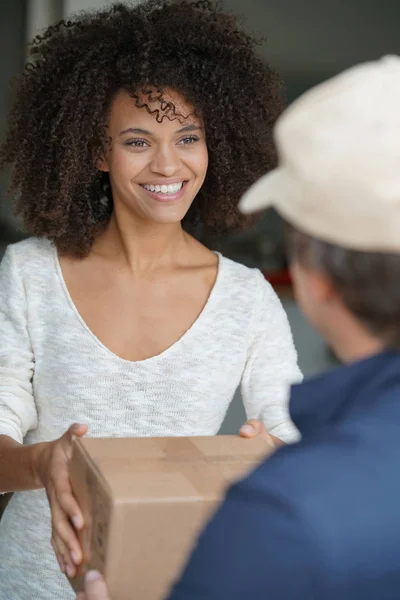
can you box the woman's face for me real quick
[100,90,208,225]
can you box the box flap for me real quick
[75,435,269,502]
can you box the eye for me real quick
[178,135,199,145]
[125,139,149,148]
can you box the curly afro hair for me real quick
[0,0,283,257]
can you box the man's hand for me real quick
[239,419,285,449]
[76,571,110,600]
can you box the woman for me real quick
[0,1,301,598]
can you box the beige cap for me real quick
[239,55,400,252]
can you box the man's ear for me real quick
[311,270,336,305]
[291,260,337,307]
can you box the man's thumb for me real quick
[84,571,110,600]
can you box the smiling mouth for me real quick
[140,181,187,195]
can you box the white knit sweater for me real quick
[0,238,301,599]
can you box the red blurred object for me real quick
[263,268,292,287]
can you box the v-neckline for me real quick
[53,245,224,365]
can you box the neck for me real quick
[93,209,189,274]
[324,311,385,365]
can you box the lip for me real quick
[138,181,189,203]
[139,179,187,186]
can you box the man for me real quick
[78,55,400,599]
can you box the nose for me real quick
[151,144,181,177]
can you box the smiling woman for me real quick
[100,90,209,228]
[0,1,301,599]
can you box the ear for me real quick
[310,269,336,304]
[97,154,110,173]
[291,260,336,305]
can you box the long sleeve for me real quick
[166,459,319,600]
[0,246,37,443]
[241,271,302,442]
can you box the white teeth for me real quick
[143,182,184,194]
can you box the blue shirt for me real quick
[167,351,400,599]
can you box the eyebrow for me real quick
[176,124,202,134]
[119,124,202,136]
[119,127,153,136]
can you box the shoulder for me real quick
[236,436,374,540]
[219,254,291,333]
[2,237,55,275]
[218,253,262,285]
[217,254,293,350]
[218,253,277,305]
[221,444,330,573]
[171,442,324,599]
[4,236,54,260]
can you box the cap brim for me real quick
[239,168,286,215]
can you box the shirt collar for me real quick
[290,350,400,437]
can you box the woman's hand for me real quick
[239,419,284,450]
[77,571,111,600]
[36,423,88,578]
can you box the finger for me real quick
[51,538,66,574]
[57,484,85,531]
[51,499,83,566]
[51,461,85,531]
[240,420,275,449]
[76,593,86,600]
[67,423,88,440]
[62,423,88,459]
[52,534,75,578]
[84,571,111,600]
[239,419,261,437]
[54,535,77,578]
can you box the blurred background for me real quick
[1,0,399,431]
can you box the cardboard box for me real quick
[69,435,271,599]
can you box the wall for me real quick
[64,0,139,16]
[26,0,63,41]
[63,0,400,87]
[225,0,400,79]
[0,0,27,230]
